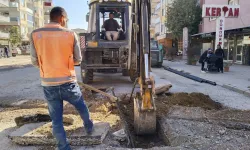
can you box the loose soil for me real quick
[118,92,223,148]
[0,89,224,149]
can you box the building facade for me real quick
[0,0,11,47]
[196,0,250,65]
[0,0,53,48]
[151,0,175,49]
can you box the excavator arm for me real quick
[132,0,156,135]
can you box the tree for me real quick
[9,26,22,47]
[166,0,202,38]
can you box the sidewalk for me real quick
[163,60,250,97]
[0,55,31,69]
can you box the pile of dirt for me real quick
[156,92,222,117]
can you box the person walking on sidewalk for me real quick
[30,7,93,150]
[215,44,225,73]
[4,46,9,58]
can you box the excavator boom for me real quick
[132,0,156,135]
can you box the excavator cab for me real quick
[80,0,132,83]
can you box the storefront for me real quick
[192,27,250,66]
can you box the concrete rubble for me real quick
[9,122,110,146]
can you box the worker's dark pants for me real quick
[43,82,93,150]
[4,50,8,58]
[217,58,224,72]
[201,62,205,71]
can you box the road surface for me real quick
[1,64,250,110]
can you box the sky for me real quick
[53,0,89,30]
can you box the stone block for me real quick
[9,122,110,146]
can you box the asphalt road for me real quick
[1,64,250,110]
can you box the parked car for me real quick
[151,40,163,67]
[176,50,183,56]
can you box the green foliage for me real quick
[9,26,22,47]
[166,0,202,38]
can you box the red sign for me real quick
[202,5,240,18]
[44,2,52,6]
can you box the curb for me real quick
[222,84,250,98]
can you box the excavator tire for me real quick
[134,98,156,135]
[81,69,94,84]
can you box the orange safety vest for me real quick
[32,23,76,86]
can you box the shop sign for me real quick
[202,5,240,18]
[215,17,225,48]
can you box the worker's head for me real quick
[109,12,114,19]
[50,7,68,27]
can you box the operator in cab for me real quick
[103,12,122,41]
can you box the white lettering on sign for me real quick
[202,5,240,18]
[215,17,225,49]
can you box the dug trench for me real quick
[3,86,250,149]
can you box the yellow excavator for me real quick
[80,0,156,135]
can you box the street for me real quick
[1,61,250,149]
[1,61,250,109]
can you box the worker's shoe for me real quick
[85,120,94,135]
[201,70,206,73]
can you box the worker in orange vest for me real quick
[30,7,93,150]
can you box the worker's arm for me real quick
[30,33,39,68]
[73,32,82,65]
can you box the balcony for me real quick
[26,7,34,14]
[0,17,19,25]
[0,2,19,12]
[0,0,9,7]
[27,21,34,27]
[0,31,9,39]
[0,14,9,22]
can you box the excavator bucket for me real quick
[134,97,156,135]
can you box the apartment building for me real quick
[151,0,174,48]
[195,0,250,65]
[0,0,11,46]
[0,0,53,47]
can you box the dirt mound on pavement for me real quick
[156,92,222,117]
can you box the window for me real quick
[162,8,165,16]
[155,2,161,11]
[228,0,239,5]
[20,0,25,6]
[209,17,216,21]
[20,12,25,20]
[161,24,164,33]
[27,14,33,22]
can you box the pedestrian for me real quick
[30,7,93,150]
[215,44,225,73]
[199,48,212,73]
[4,46,9,58]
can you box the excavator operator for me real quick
[30,6,93,150]
[103,12,122,41]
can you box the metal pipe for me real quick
[163,66,217,86]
